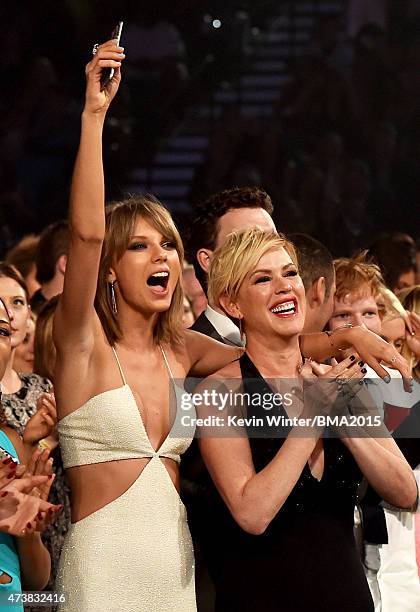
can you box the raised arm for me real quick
[184,328,243,377]
[54,40,125,351]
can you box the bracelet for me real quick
[325,324,353,351]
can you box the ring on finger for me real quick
[390,356,397,364]
[92,43,100,56]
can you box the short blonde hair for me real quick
[334,251,385,303]
[94,196,184,346]
[208,229,297,308]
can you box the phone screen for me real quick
[100,21,123,90]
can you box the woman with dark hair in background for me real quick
[0,263,53,435]
[0,263,62,609]
[0,296,61,611]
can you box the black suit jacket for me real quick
[190,311,225,343]
[182,312,235,582]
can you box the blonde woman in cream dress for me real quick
[53,39,245,612]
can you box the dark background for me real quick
[1,0,419,258]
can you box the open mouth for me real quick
[270,298,298,317]
[146,271,170,294]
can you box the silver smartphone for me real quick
[100,21,124,89]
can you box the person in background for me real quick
[13,313,36,375]
[398,286,420,375]
[32,294,70,609]
[33,296,59,382]
[328,255,420,612]
[0,264,53,434]
[0,263,62,611]
[368,234,417,293]
[288,233,336,333]
[415,241,420,285]
[6,235,40,299]
[187,186,275,344]
[30,222,69,314]
[0,296,61,612]
[182,296,195,328]
[182,265,207,319]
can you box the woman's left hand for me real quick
[342,326,412,391]
[22,393,57,447]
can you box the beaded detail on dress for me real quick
[58,347,193,468]
[56,346,196,612]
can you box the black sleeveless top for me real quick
[191,353,374,612]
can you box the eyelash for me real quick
[255,270,297,284]
[128,241,175,250]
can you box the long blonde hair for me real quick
[94,196,184,346]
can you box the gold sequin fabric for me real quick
[56,457,196,611]
[56,352,196,611]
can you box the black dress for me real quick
[195,353,374,612]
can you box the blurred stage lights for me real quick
[203,14,222,29]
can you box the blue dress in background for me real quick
[0,430,23,612]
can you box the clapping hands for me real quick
[23,393,57,448]
[0,447,62,537]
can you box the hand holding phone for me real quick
[100,21,124,90]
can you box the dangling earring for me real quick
[238,317,246,348]
[109,281,118,315]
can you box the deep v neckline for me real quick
[239,352,326,483]
[113,346,178,455]
[124,384,178,455]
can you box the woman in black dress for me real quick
[194,229,417,612]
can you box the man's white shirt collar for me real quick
[204,305,243,346]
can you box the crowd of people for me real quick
[0,10,419,612]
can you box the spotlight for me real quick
[212,19,222,29]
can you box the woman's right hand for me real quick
[299,354,366,422]
[84,39,125,115]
